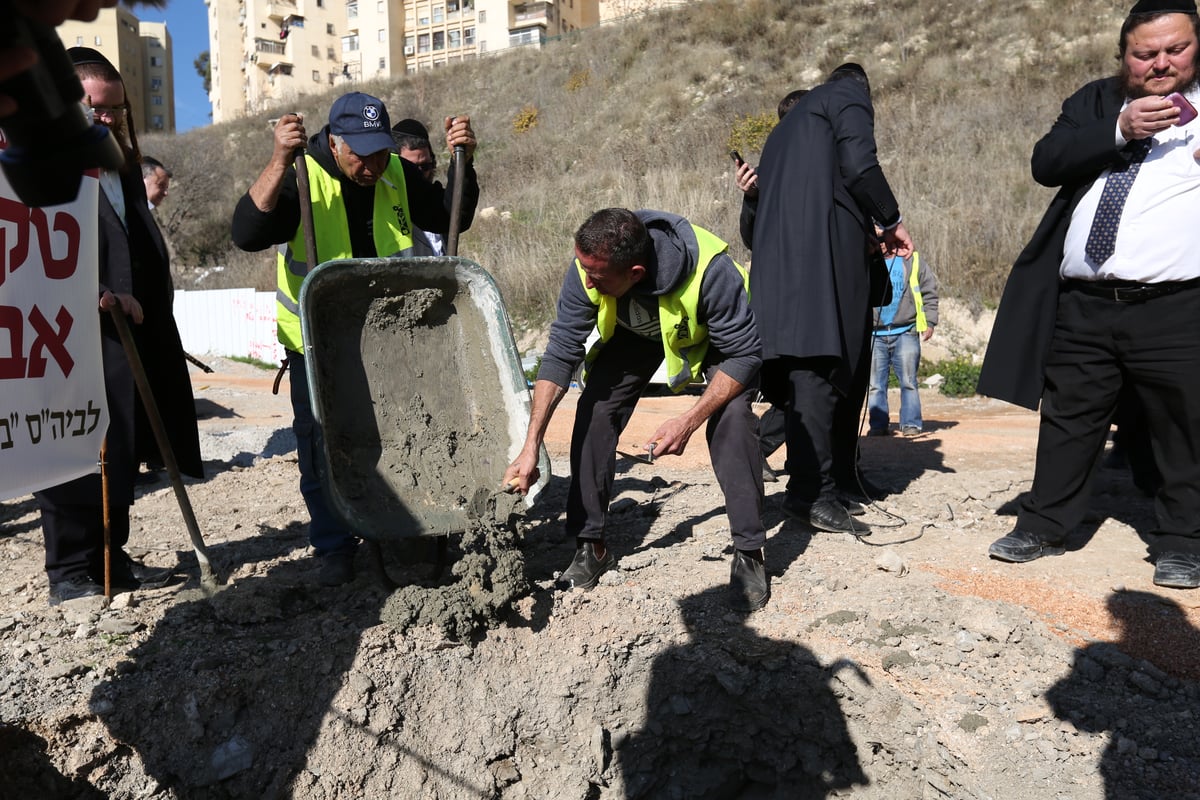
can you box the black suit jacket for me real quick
[977,77,1126,409]
[39,167,202,507]
[747,77,900,393]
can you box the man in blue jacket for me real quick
[504,208,769,611]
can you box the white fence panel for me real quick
[173,288,285,364]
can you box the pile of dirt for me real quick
[1,359,1198,799]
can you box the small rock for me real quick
[958,713,988,733]
[875,550,907,575]
[110,593,136,610]
[1116,737,1138,756]
[97,618,142,636]
[1138,747,1158,762]
[881,651,916,671]
[1016,704,1048,723]
[211,735,254,781]
[0,617,14,632]
[1005,724,1022,742]
[954,630,976,653]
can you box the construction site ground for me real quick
[1,357,1198,799]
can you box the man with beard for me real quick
[978,0,1200,589]
[33,47,202,605]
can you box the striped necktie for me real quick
[1084,138,1153,265]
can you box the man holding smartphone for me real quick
[979,0,1200,589]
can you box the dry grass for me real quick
[146,0,1132,334]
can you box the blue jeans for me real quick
[288,351,356,555]
[868,330,922,433]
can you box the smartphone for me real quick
[1167,92,1198,126]
[729,149,744,167]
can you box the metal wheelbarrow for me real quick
[298,256,550,549]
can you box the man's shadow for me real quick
[617,585,869,798]
[1046,591,1200,799]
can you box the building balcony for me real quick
[254,38,288,57]
[510,1,552,27]
[265,0,297,21]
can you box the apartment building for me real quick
[57,7,177,133]
[207,0,600,122]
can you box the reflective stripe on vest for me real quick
[275,153,418,352]
[909,251,927,333]
[579,224,749,393]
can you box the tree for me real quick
[194,51,211,94]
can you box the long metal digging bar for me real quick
[107,306,218,591]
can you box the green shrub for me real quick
[927,357,982,398]
[728,112,776,155]
[512,105,539,134]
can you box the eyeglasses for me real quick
[90,104,126,121]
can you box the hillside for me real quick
[141,0,1131,331]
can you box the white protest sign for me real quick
[0,163,109,500]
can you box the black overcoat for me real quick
[748,77,899,394]
[38,167,202,507]
[977,77,1125,410]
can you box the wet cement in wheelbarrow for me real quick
[316,284,527,638]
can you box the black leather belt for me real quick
[1063,277,1200,302]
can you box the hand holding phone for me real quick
[729,150,744,167]
[1167,92,1197,126]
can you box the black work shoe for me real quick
[729,550,769,611]
[557,541,615,590]
[987,529,1065,563]
[104,555,175,591]
[808,499,870,535]
[1153,551,1200,589]
[48,578,103,606]
[836,473,886,502]
[838,495,867,516]
[318,550,357,587]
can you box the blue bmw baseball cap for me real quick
[328,92,395,155]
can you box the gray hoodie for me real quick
[538,210,762,388]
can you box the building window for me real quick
[433,31,444,50]
[327,23,336,34]
[328,46,337,59]
[418,33,430,52]
[418,13,429,25]
[478,10,485,23]
[347,3,358,18]
[377,1,383,10]
[317,0,324,6]
[464,27,475,45]
[378,28,385,42]
[151,77,162,90]
[75,35,83,45]
[152,114,164,129]
[479,40,486,52]
[312,45,320,56]
[379,57,385,70]
[448,29,460,48]
[313,70,321,81]
[405,35,415,50]
[94,35,102,45]
[150,56,163,66]
[152,95,163,105]
[433,5,444,23]
[342,34,360,52]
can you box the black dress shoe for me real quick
[729,549,769,611]
[557,541,615,590]
[838,495,867,516]
[987,529,1065,563]
[1153,551,1200,589]
[836,472,886,501]
[102,555,176,591]
[808,499,870,535]
[48,578,103,606]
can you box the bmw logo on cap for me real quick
[364,105,380,122]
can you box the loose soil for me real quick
[2,357,1198,799]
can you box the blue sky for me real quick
[139,2,211,132]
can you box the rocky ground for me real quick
[2,356,1199,800]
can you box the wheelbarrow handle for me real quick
[446,145,467,258]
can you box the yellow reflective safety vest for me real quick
[276,153,418,352]
[909,251,928,333]
[579,224,749,393]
